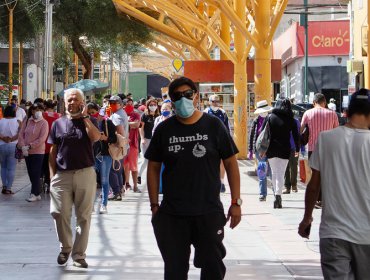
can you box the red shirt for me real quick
[138,105,146,112]
[43,111,61,153]
[301,107,339,152]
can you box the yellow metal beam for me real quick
[233,0,248,159]
[113,0,211,59]
[145,43,176,59]
[264,0,288,47]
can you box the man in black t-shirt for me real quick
[145,77,242,280]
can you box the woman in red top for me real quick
[123,98,141,193]
[42,99,61,192]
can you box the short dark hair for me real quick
[44,99,57,109]
[34,97,44,104]
[117,93,126,100]
[103,94,111,100]
[348,88,370,118]
[4,105,16,118]
[313,93,326,104]
[168,76,198,100]
[87,102,99,111]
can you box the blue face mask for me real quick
[161,110,171,117]
[174,97,195,118]
[11,103,16,109]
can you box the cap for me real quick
[254,100,273,115]
[109,95,123,104]
[209,94,220,102]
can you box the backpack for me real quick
[105,120,128,171]
[255,116,271,157]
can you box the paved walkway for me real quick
[0,158,323,280]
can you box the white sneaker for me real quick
[99,205,108,214]
[26,194,41,202]
[107,192,114,200]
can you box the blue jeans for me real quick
[95,155,112,206]
[0,143,17,190]
[256,153,268,196]
[109,159,123,195]
[25,154,44,196]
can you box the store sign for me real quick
[298,20,350,56]
[0,84,18,96]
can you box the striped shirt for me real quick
[301,107,339,152]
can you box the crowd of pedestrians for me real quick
[1,77,369,279]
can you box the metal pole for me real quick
[19,42,23,100]
[6,0,18,101]
[90,52,94,80]
[109,53,113,93]
[46,1,54,98]
[304,0,308,101]
[74,53,78,82]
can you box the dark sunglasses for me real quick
[171,89,195,102]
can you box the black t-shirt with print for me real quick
[141,114,156,139]
[145,113,238,216]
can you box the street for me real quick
[0,158,323,280]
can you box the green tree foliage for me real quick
[0,0,152,79]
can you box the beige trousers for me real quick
[50,167,96,261]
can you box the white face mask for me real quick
[34,111,43,120]
[149,105,157,112]
[210,105,219,111]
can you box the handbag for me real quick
[300,124,309,146]
[256,116,271,157]
[105,120,128,171]
[14,146,24,160]
[299,158,312,184]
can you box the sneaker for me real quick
[220,183,226,193]
[57,252,70,265]
[137,176,141,185]
[26,194,41,202]
[73,259,88,268]
[259,195,266,201]
[282,189,291,194]
[133,188,142,193]
[108,194,122,201]
[107,191,114,200]
[314,201,322,209]
[292,186,298,193]
[99,205,108,214]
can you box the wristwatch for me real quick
[231,198,243,206]
[82,115,90,119]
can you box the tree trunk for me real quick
[71,36,91,79]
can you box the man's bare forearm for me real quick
[223,155,240,199]
[147,161,162,204]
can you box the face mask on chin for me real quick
[91,112,99,118]
[174,97,195,118]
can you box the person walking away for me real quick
[108,95,128,201]
[0,106,20,194]
[328,98,336,111]
[301,93,339,208]
[248,100,272,201]
[42,99,61,193]
[48,88,101,268]
[264,98,299,208]
[10,95,26,124]
[138,99,160,185]
[299,88,370,279]
[18,102,49,202]
[123,98,141,192]
[146,77,242,280]
[283,117,303,194]
[204,94,231,193]
[87,102,117,214]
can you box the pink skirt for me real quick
[124,146,139,171]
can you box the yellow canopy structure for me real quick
[113,0,288,159]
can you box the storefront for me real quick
[273,20,350,112]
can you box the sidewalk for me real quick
[0,159,323,280]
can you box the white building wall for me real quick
[281,55,349,102]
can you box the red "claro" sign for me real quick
[298,20,350,56]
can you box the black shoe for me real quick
[73,259,88,268]
[259,195,266,201]
[220,183,226,193]
[282,189,290,194]
[57,252,70,265]
[137,176,141,185]
[274,195,282,209]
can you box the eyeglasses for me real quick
[211,100,219,103]
[171,89,195,102]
